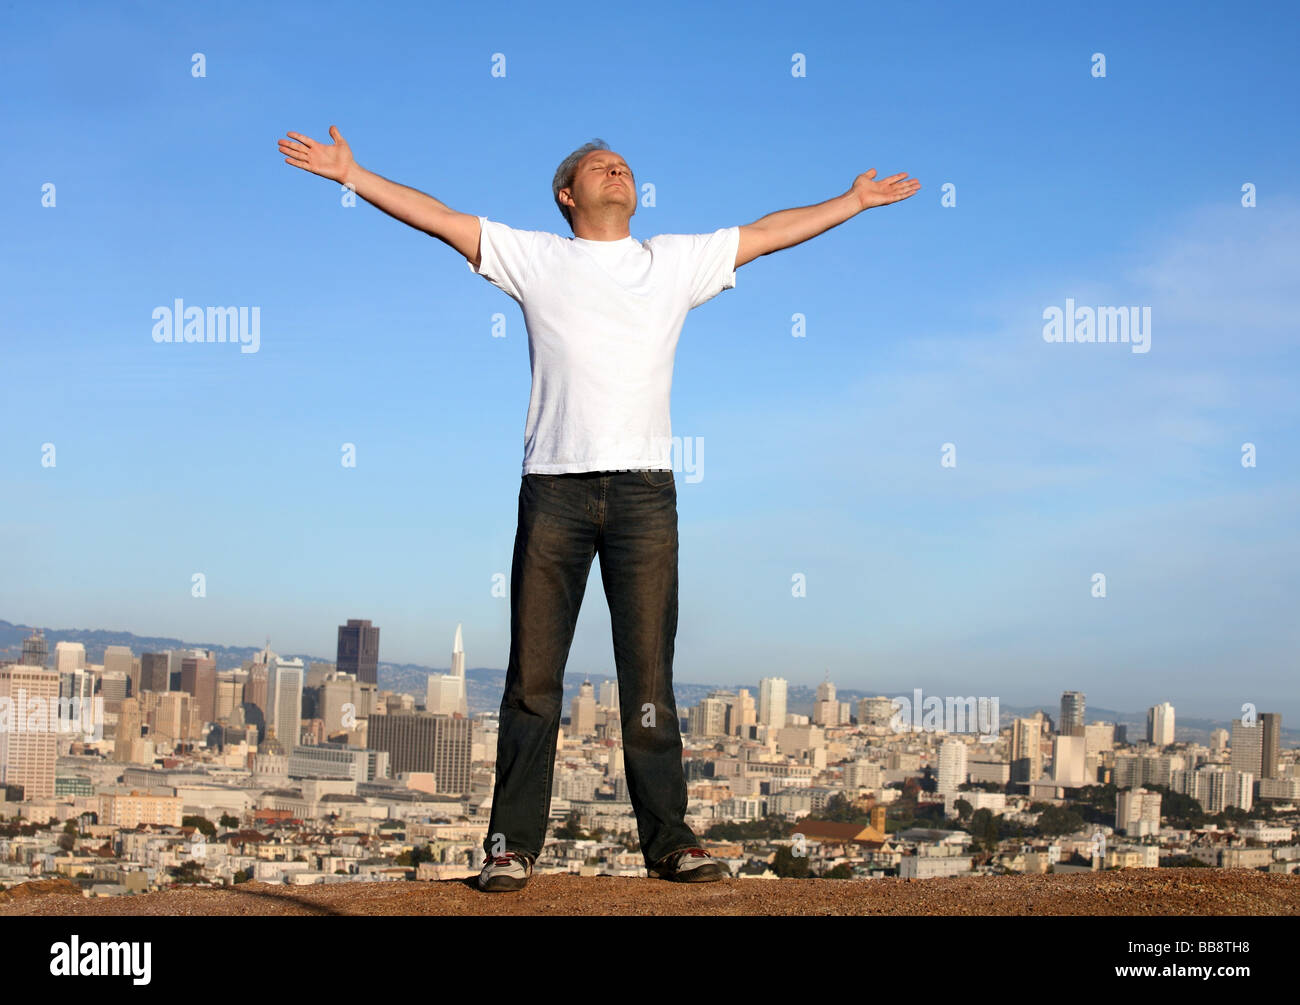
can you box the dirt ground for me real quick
[2,868,1296,916]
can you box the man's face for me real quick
[565,149,636,224]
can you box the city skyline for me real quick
[2,616,1294,730]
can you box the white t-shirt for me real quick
[467,216,740,476]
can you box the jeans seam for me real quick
[537,715,559,860]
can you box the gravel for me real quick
[2,869,1296,916]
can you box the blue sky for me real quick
[2,1,1296,720]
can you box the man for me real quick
[277,128,920,891]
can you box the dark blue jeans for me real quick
[484,469,700,869]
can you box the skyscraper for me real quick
[730,688,757,736]
[1230,717,1263,779]
[1059,691,1086,737]
[21,630,47,669]
[1051,734,1088,786]
[1012,717,1043,783]
[813,677,838,726]
[267,656,305,748]
[758,677,788,729]
[450,623,464,679]
[114,698,142,763]
[103,645,133,677]
[1147,702,1175,746]
[425,623,468,716]
[1261,713,1282,780]
[569,678,597,737]
[53,641,86,673]
[152,691,199,745]
[337,619,380,686]
[180,652,217,724]
[140,653,170,693]
[0,665,59,799]
[937,739,968,798]
[368,712,472,793]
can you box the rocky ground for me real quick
[1,868,1296,916]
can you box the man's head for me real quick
[552,139,636,232]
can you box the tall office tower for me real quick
[249,642,276,666]
[758,677,788,728]
[598,679,619,710]
[1261,713,1282,780]
[306,662,336,688]
[1011,717,1044,783]
[1059,691,1086,736]
[1083,722,1114,780]
[215,674,243,721]
[114,698,142,763]
[813,677,838,726]
[1051,734,1088,786]
[102,645,133,678]
[425,623,468,716]
[1147,702,1176,746]
[368,712,472,793]
[321,675,369,735]
[730,688,757,735]
[0,665,60,799]
[937,739,968,797]
[180,652,218,724]
[99,671,129,707]
[153,691,199,744]
[167,648,214,692]
[53,641,86,673]
[166,649,183,688]
[1083,722,1115,755]
[140,652,170,693]
[267,656,305,748]
[337,619,380,686]
[59,667,94,703]
[1209,727,1229,753]
[569,678,597,737]
[450,623,464,679]
[21,630,48,669]
[1230,717,1264,779]
[244,665,269,717]
[688,697,728,737]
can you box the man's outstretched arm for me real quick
[734,168,921,269]
[277,125,482,267]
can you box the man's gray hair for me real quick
[552,138,631,230]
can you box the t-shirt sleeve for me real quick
[657,226,740,310]
[466,216,543,303]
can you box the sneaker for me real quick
[648,847,731,883]
[477,851,534,892]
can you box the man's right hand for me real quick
[276,125,481,266]
[278,125,356,186]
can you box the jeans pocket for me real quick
[639,469,674,488]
